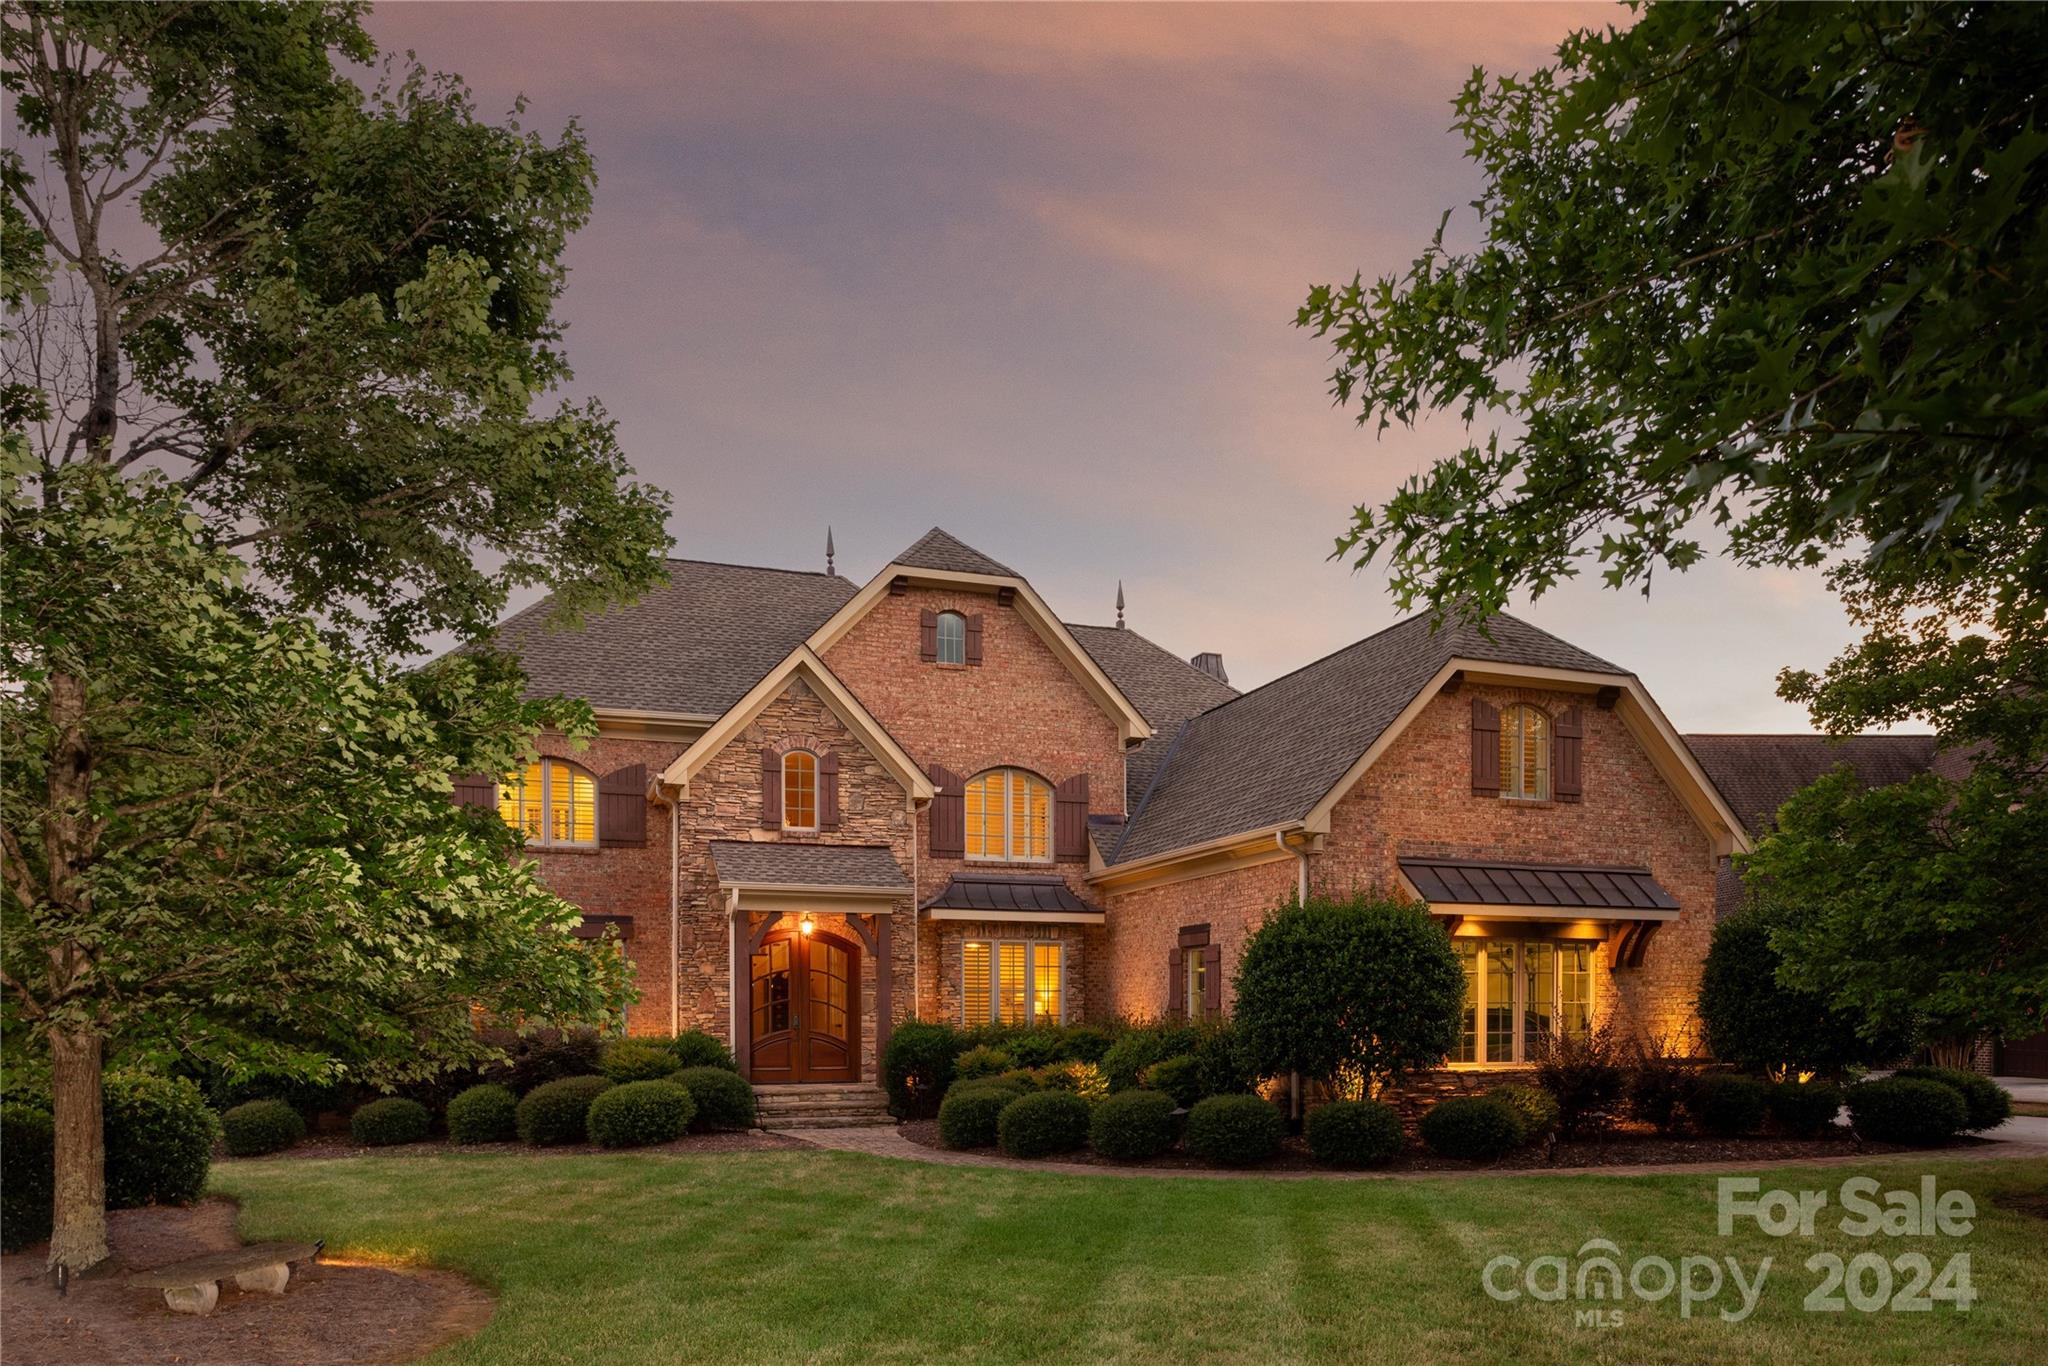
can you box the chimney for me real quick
[1191,652,1229,685]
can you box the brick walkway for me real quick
[790,1124,2048,1182]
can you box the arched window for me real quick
[497,759,597,847]
[935,611,967,665]
[1498,705,1551,801]
[963,768,1052,862]
[782,751,818,830]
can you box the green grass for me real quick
[213,1149,2048,1364]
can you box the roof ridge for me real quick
[663,555,848,579]
[1486,609,1628,674]
[1172,612,1435,727]
[1113,715,1192,864]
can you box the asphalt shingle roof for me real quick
[1111,612,1625,865]
[891,528,1017,577]
[489,559,855,715]
[1683,733,1940,838]
[708,840,911,891]
[1066,623,1239,806]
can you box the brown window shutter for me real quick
[1554,707,1583,802]
[965,613,984,665]
[1202,944,1222,1015]
[760,748,782,828]
[598,764,648,847]
[1053,773,1089,860]
[1470,698,1501,796]
[918,608,938,662]
[452,773,496,811]
[1168,946,1185,1019]
[819,750,842,828]
[928,764,964,856]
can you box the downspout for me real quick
[1277,829,1309,902]
[911,794,921,1021]
[669,800,680,1036]
[725,886,740,1052]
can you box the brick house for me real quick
[476,528,1772,1089]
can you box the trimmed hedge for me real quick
[997,1090,1091,1159]
[351,1097,431,1147]
[1304,1099,1404,1168]
[1689,1074,1769,1137]
[665,1030,740,1073]
[953,1046,1015,1082]
[600,1040,682,1084]
[446,1084,520,1144]
[1893,1067,2012,1132]
[0,1102,55,1251]
[222,1098,306,1156]
[502,1027,603,1095]
[1061,1025,1116,1063]
[517,1075,615,1146]
[105,1071,218,1207]
[1487,1084,1561,1146]
[883,1020,959,1119]
[1139,1054,1204,1109]
[670,1067,756,1131]
[1031,1060,1108,1101]
[1848,1077,1968,1145]
[1420,1096,1521,1162]
[1184,1094,1283,1167]
[1766,1080,1845,1138]
[938,1087,1010,1150]
[1089,1089,1180,1160]
[587,1080,696,1148]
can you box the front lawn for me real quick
[214,1150,2048,1364]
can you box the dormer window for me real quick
[782,751,818,831]
[964,768,1052,863]
[935,611,967,665]
[1499,705,1551,801]
[497,759,597,847]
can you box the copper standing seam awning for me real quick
[1397,856,1678,968]
[920,874,1106,924]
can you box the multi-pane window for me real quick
[1451,939,1593,1064]
[961,940,1064,1025]
[1185,951,1209,1021]
[963,769,1052,862]
[1498,705,1551,801]
[497,760,596,847]
[936,611,967,665]
[782,751,817,830]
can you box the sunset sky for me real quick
[365,1,1873,733]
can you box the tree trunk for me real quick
[1926,1039,1973,1070]
[47,1026,108,1274]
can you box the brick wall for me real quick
[1102,858,1299,1019]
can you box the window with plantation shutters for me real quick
[1498,705,1551,801]
[960,938,1064,1025]
[963,769,1052,863]
[496,760,597,848]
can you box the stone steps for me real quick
[753,1084,893,1131]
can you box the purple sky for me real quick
[365,1,1869,733]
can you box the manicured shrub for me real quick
[1698,904,1908,1076]
[1031,1060,1108,1101]
[1766,1080,1846,1138]
[1006,1029,1067,1069]
[350,1097,432,1147]
[0,1101,54,1251]
[1089,1089,1180,1160]
[1184,1094,1284,1167]
[953,1046,1015,1082]
[1531,1024,1629,1137]
[587,1080,696,1148]
[200,1068,344,1121]
[1140,1054,1205,1109]
[503,1026,604,1095]
[883,1020,960,1119]
[664,1029,740,1073]
[1627,1037,1702,1135]
[1892,1067,2012,1132]
[1100,1026,1189,1092]
[446,1084,520,1144]
[1848,1077,1968,1145]
[1061,1024,1115,1063]
[600,1039,682,1084]
[516,1075,616,1146]
[104,1070,218,1207]
[1486,1084,1561,1146]
[221,1098,306,1156]
[994,1068,1044,1092]
[1304,1099,1404,1168]
[1420,1096,1522,1162]
[938,1087,1010,1150]
[997,1090,1091,1159]
[1688,1074,1769,1137]
[670,1067,755,1131]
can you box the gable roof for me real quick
[1684,733,1940,839]
[1109,613,1630,866]
[1067,623,1239,805]
[891,527,1017,577]
[489,559,855,717]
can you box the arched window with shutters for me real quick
[1498,705,1551,801]
[963,768,1052,863]
[497,759,598,847]
[935,611,967,665]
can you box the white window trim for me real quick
[960,938,1066,1026]
[1185,950,1208,1022]
[935,610,968,666]
[501,759,598,849]
[781,750,819,832]
[964,768,1054,865]
[1452,938,1594,1067]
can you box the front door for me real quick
[748,930,859,1083]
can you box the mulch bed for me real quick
[232,1127,809,1162]
[2,1199,494,1366]
[900,1118,1977,1173]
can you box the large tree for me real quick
[2,2,669,1274]
[1297,2,2046,1052]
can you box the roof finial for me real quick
[826,526,835,576]
[1115,580,1125,629]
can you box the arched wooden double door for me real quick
[749,930,859,1083]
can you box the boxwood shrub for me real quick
[446,1083,520,1144]
[1420,1096,1521,1162]
[1060,1024,1116,1063]
[1139,1055,1204,1109]
[221,1098,307,1156]
[1486,1084,1561,1145]
[1089,1089,1179,1160]
[587,1080,696,1148]
[1892,1067,2012,1132]
[883,1020,960,1119]
[1765,1079,1845,1138]
[953,1045,1015,1082]
[516,1075,616,1146]
[997,1090,1091,1159]
[502,1027,603,1095]
[1304,1099,1404,1168]
[1184,1094,1283,1167]
[350,1097,432,1147]
[938,1087,1010,1150]
[664,1029,740,1073]
[670,1067,755,1131]
[104,1070,219,1207]
[1848,1077,1968,1145]
[1,1101,54,1251]
[1689,1074,1769,1137]
[600,1039,682,1084]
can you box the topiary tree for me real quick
[1698,902,1908,1078]
[1233,893,1462,1112]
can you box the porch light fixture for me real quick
[799,914,815,937]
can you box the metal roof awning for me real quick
[1398,857,1680,921]
[920,874,1107,924]
[710,840,911,912]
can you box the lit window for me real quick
[961,939,1065,1026]
[936,611,967,665]
[1185,951,1208,1021]
[1032,943,1063,1024]
[1499,705,1551,801]
[1452,938,1593,1064]
[963,769,1051,862]
[496,760,596,848]
[783,751,817,830]
[963,942,992,1024]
